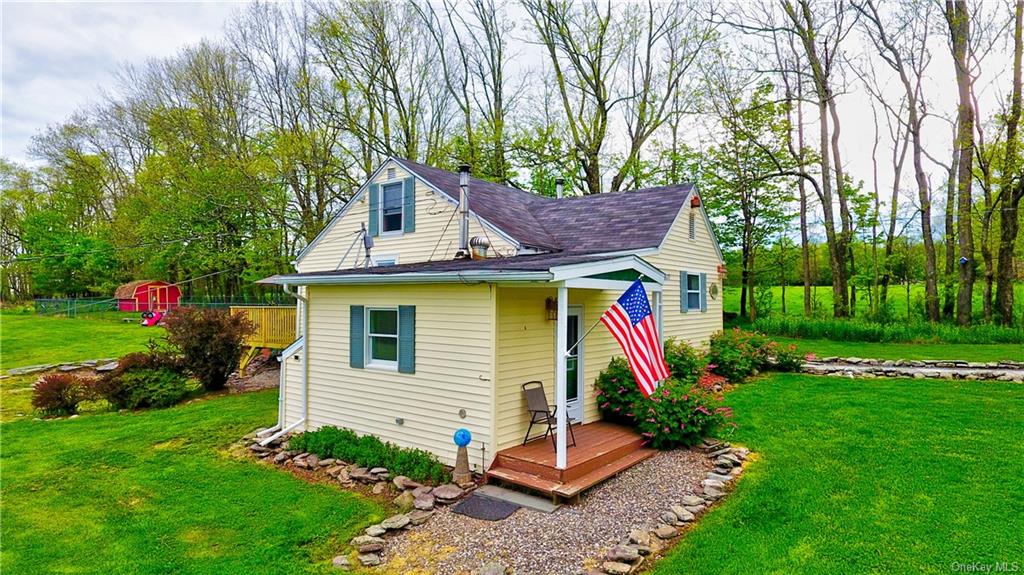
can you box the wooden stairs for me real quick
[485,422,657,501]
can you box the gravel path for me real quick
[382,448,714,575]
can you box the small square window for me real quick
[381,183,403,233]
[686,273,701,310]
[367,308,399,366]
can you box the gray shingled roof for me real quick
[392,158,693,254]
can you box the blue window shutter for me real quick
[679,270,688,313]
[368,184,380,237]
[699,272,708,312]
[402,177,416,233]
[398,305,416,374]
[350,305,365,368]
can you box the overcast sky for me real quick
[2,1,241,163]
[1,0,1014,237]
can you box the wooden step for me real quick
[493,451,562,481]
[553,448,658,498]
[485,466,563,495]
[559,437,648,482]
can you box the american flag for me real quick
[600,280,670,397]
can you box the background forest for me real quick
[1,0,1022,326]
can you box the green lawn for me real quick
[724,283,1024,320]
[0,390,384,574]
[0,312,162,370]
[656,373,1024,574]
[773,336,1022,362]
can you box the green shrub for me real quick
[95,351,192,410]
[708,328,772,383]
[750,315,1024,344]
[32,373,87,415]
[635,379,732,449]
[163,307,254,391]
[595,357,646,425]
[663,338,706,382]
[771,341,806,372]
[289,426,449,484]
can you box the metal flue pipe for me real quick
[556,177,564,199]
[458,164,471,257]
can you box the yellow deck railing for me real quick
[230,305,297,375]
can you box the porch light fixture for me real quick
[545,297,558,321]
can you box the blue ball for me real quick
[453,428,472,447]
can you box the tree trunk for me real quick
[944,139,959,319]
[946,0,976,326]
[996,0,1023,325]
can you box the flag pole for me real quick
[563,274,649,357]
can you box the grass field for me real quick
[0,312,162,370]
[656,373,1024,574]
[771,336,1022,362]
[0,390,384,574]
[723,283,1024,320]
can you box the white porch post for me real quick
[653,289,664,349]
[555,282,568,470]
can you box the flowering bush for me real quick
[32,373,87,415]
[594,357,645,425]
[663,338,706,382]
[695,367,727,392]
[771,342,805,372]
[634,379,731,449]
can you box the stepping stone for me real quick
[380,514,410,530]
[605,544,640,562]
[351,535,385,547]
[407,509,435,526]
[671,505,695,522]
[602,561,632,575]
[653,524,678,539]
[681,495,704,506]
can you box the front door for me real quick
[566,306,584,422]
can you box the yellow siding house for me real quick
[260,158,724,496]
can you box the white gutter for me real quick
[260,283,309,447]
[261,270,553,286]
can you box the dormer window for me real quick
[381,183,404,233]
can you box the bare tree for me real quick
[856,0,940,321]
[996,0,1023,326]
[523,0,624,194]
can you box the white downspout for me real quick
[260,283,309,446]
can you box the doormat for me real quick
[451,493,521,521]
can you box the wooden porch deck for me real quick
[485,422,657,501]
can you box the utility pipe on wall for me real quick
[260,283,309,446]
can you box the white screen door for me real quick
[566,306,584,422]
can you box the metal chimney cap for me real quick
[459,164,471,174]
[555,177,564,185]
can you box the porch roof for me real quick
[259,252,665,287]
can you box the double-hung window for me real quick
[381,183,404,233]
[366,308,399,368]
[686,273,701,311]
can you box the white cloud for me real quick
[1,1,243,163]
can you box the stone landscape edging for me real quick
[591,439,750,575]
[241,430,471,570]
[802,357,1023,382]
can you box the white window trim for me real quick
[372,253,400,267]
[685,273,701,311]
[379,181,405,236]
[365,306,399,370]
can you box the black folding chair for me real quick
[521,380,577,448]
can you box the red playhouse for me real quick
[115,280,181,312]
